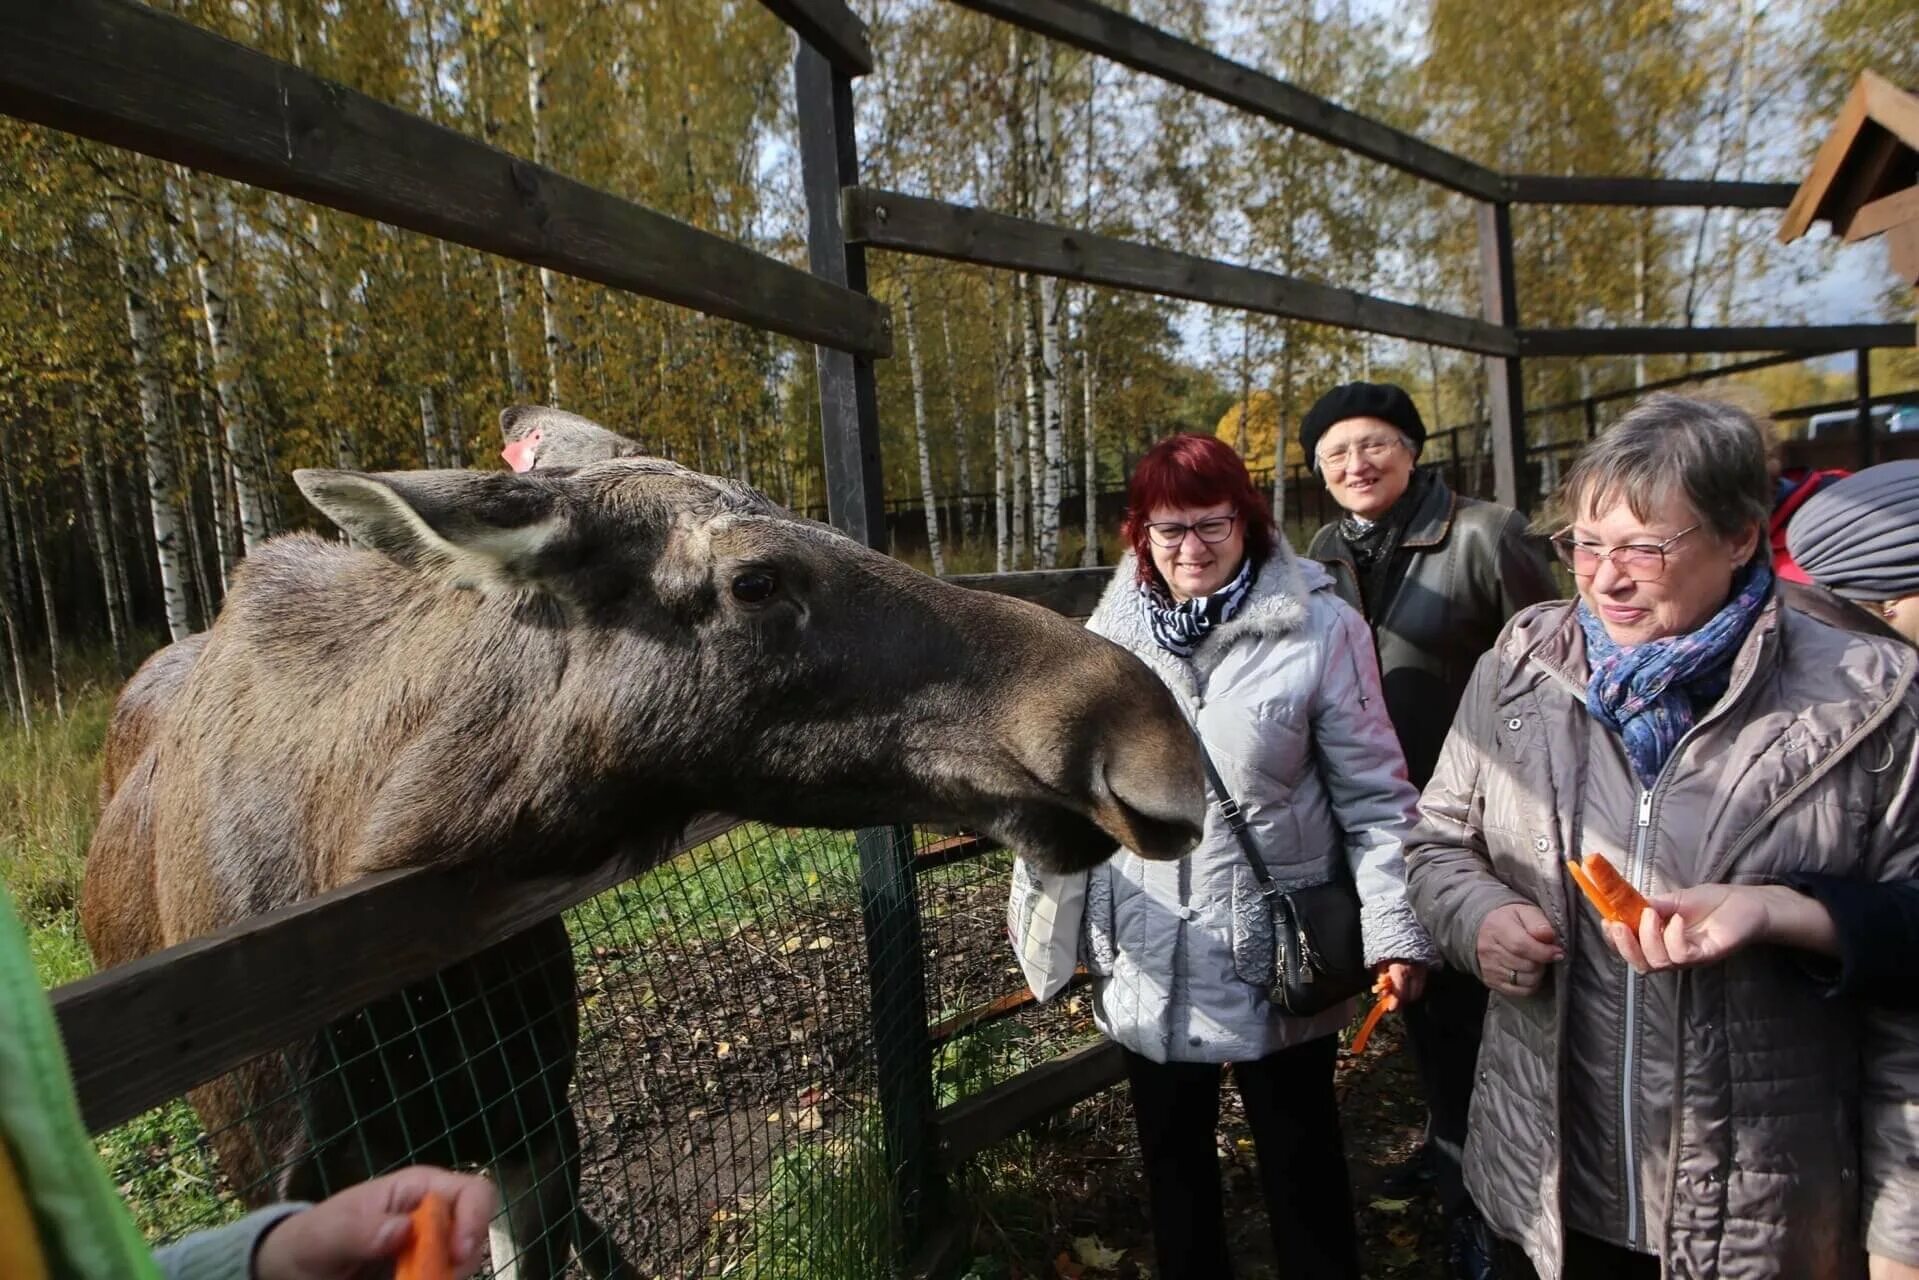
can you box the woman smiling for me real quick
[1404,394,1919,1280]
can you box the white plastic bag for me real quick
[1006,856,1088,1002]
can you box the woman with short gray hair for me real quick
[1404,393,1919,1279]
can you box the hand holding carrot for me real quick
[252,1166,494,1280]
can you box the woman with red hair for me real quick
[1078,433,1436,1277]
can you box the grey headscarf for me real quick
[1785,459,1919,601]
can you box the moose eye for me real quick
[730,571,777,604]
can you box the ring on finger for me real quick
[1508,967,1521,986]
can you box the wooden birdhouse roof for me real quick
[1780,71,1919,245]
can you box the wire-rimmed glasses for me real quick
[1550,524,1700,582]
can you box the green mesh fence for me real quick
[92,820,966,1279]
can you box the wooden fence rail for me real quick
[0,0,891,358]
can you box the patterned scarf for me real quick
[1577,559,1774,788]
[1337,469,1432,620]
[1138,554,1256,657]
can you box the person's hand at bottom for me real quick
[252,1165,496,1280]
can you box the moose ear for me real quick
[294,469,567,592]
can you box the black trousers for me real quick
[1122,1035,1360,1280]
[1399,964,1489,1218]
[1495,1231,1661,1280]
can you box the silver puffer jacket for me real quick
[1077,543,1437,1064]
[1407,593,1919,1279]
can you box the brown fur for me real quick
[84,452,1201,1277]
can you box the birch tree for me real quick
[900,279,944,575]
[115,203,194,641]
[184,173,268,555]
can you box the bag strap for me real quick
[1187,728,1280,901]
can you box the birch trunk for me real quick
[27,487,63,718]
[184,175,267,555]
[525,20,568,405]
[310,212,358,471]
[1019,275,1042,569]
[1033,43,1065,569]
[939,312,976,546]
[118,208,196,642]
[495,263,531,399]
[78,420,128,668]
[1081,353,1100,567]
[101,447,139,640]
[419,388,445,468]
[0,464,26,722]
[900,281,945,575]
[986,279,1012,573]
[190,332,235,587]
[447,401,468,470]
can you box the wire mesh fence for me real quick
[90,820,1008,1279]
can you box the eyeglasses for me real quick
[1316,435,1407,472]
[1550,524,1700,582]
[1144,514,1238,548]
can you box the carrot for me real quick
[1348,972,1400,1056]
[394,1192,453,1280]
[1565,852,1650,930]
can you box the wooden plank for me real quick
[796,49,889,547]
[927,972,1090,1046]
[1526,349,1837,419]
[1830,128,1912,238]
[758,0,875,76]
[1518,323,1916,359]
[845,188,1518,357]
[0,0,890,358]
[1843,185,1919,243]
[944,565,1115,618]
[54,813,743,1134]
[1506,176,1799,208]
[915,832,1002,872]
[1863,72,1919,153]
[946,0,1504,201]
[935,1040,1126,1167]
[1783,74,1876,242]
[1477,202,1526,511]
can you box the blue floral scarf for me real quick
[1138,555,1256,657]
[1577,559,1773,788]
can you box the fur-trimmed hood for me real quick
[1087,538,1334,700]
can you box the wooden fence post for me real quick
[1477,201,1527,512]
[1855,348,1874,470]
[792,34,944,1263]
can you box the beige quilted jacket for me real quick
[1406,594,1919,1280]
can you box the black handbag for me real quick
[1191,732,1370,1017]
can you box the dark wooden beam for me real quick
[1525,349,1839,419]
[797,52,889,547]
[1519,324,1916,358]
[1477,202,1527,511]
[845,188,1517,357]
[934,1040,1126,1168]
[943,565,1115,617]
[55,814,743,1134]
[943,0,1504,202]
[926,972,1090,1046]
[1506,176,1800,208]
[0,0,890,358]
[758,0,875,77]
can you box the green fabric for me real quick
[0,883,164,1280]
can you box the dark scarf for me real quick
[1576,559,1774,788]
[1138,554,1256,657]
[1337,469,1433,619]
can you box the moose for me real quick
[84,413,1203,1279]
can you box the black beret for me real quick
[1300,382,1426,470]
